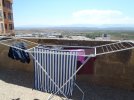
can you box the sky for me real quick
[13,0,134,27]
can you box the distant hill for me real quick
[15,24,134,31]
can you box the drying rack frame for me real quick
[0,37,134,100]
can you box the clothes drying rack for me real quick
[0,37,134,100]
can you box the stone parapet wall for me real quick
[0,44,33,72]
[0,38,134,90]
[93,50,134,90]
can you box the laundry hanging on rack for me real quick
[32,45,78,96]
[77,57,96,75]
[64,48,96,75]
[68,49,85,63]
[0,38,134,100]
[77,48,96,75]
[8,42,30,63]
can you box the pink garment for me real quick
[69,49,85,63]
[77,57,96,75]
[77,49,85,63]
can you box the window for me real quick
[0,10,3,21]
[2,0,12,9]
[0,23,4,31]
[4,12,6,19]
[9,24,14,30]
[0,2,1,7]
[2,0,5,7]
[0,10,2,17]
[5,24,7,30]
[6,1,10,9]
[8,13,13,20]
[9,2,12,9]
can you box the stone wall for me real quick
[0,38,134,90]
[0,44,33,72]
[93,50,134,90]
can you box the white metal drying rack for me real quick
[0,37,134,100]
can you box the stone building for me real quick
[0,0,14,35]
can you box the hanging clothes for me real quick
[32,46,78,96]
[71,49,85,63]
[77,48,96,75]
[64,48,96,75]
[77,57,96,75]
[8,42,30,63]
[64,49,85,63]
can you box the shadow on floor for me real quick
[1,68,134,100]
[0,68,33,89]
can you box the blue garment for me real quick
[8,42,30,63]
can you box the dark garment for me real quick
[77,57,96,75]
[8,47,14,59]
[8,42,30,63]
[8,46,20,60]
[18,42,30,63]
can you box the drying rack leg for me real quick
[48,57,91,100]
[30,54,69,100]
[75,83,84,100]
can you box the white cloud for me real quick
[70,9,134,25]
[72,10,122,18]
[15,9,134,27]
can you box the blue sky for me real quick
[13,0,134,27]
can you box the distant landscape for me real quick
[15,26,134,40]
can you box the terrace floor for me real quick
[0,68,134,100]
